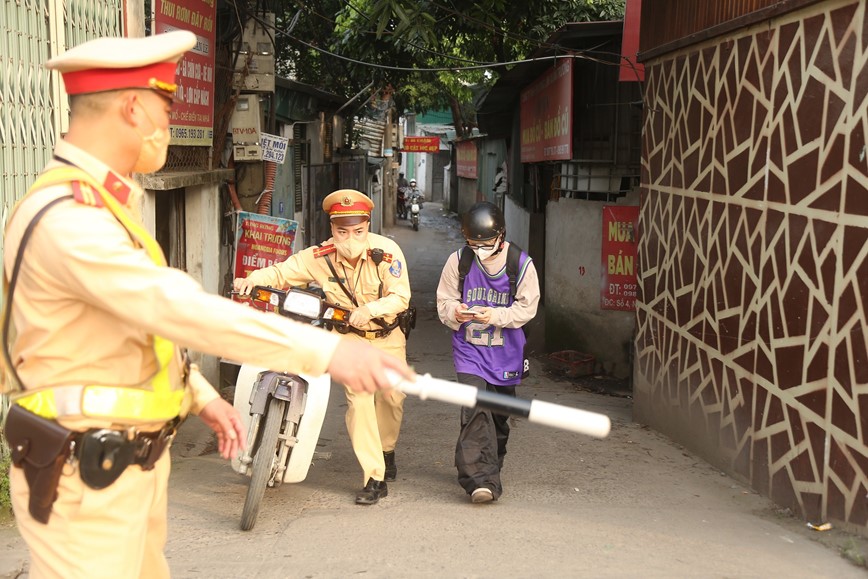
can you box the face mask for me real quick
[469,235,501,261]
[472,246,497,261]
[132,103,170,174]
[334,236,367,261]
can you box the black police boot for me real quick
[384,450,397,482]
[355,478,388,505]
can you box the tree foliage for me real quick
[267,0,625,135]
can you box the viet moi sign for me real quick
[233,212,298,303]
[600,205,639,311]
[260,132,289,164]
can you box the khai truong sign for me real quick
[232,212,298,303]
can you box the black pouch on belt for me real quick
[3,404,75,524]
[77,429,136,490]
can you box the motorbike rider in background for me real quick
[406,178,425,204]
[396,173,409,219]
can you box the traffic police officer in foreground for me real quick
[1,31,412,579]
[235,189,411,505]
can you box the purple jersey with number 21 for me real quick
[452,247,529,386]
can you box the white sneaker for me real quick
[471,487,494,503]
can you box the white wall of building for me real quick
[544,190,640,378]
[503,195,530,249]
[185,183,223,383]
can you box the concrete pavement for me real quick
[1,201,866,578]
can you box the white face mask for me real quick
[132,104,170,174]
[334,236,367,261]
[469,235,501,261]
[472,246,497,261]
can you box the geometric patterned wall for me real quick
[635,0,867,533]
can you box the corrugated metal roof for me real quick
[356,116,387,155]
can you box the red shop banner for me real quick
[600,205,639,311]
[456,140,477,178]
[403,136,440,152]
[232,212,298,304]
[520,59,573,163]
[155,0,216,146]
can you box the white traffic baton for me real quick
[388,371,611,438]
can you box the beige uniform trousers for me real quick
[344,329,407,484]
[10,452,172,579]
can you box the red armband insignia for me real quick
[314,244,336,258]
[71,181,104,207]
[366,250,393,263]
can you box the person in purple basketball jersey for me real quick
[436,202,540,503]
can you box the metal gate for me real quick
[0,0,123,257]
[307,163,339,245]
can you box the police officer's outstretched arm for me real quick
[327,337,413,393]
[41,217,410,393]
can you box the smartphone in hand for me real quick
[466,306,484,318]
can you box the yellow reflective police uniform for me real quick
[243,231,410,484]
[4,141,342,579]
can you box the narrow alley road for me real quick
[1,202,865,578]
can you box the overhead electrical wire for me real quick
[249,11,625,74]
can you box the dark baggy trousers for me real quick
[454,373,517,499]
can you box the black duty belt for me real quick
[342,325,393,340]
[4,405,180,523]
[73,418,180,490]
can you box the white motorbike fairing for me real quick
[231,364,331,483]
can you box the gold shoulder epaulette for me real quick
[314,244,336,258]
[71,181,104,207]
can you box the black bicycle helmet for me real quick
[461,201,505,241]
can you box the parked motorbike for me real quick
[231,286,351,531]
[409,192,423,231]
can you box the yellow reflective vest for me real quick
[6,167,185,423]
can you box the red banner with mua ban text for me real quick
[601,205,639,311]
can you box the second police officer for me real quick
[235,189,412,504]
